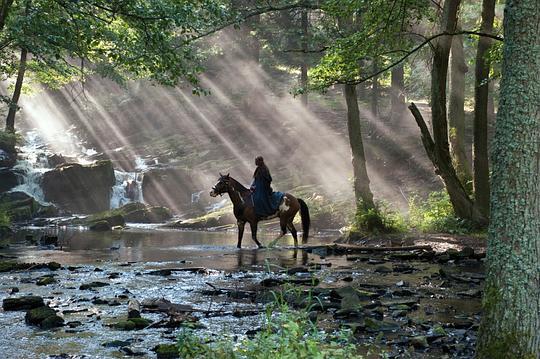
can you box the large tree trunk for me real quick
[344,84,375,210]
[300,9,308,106]
[0,0,14,30]
[390,64,405,121]
[449,33,472,183]
[473,0,496,218]
[476,0,540,357]
[5,47,27,133]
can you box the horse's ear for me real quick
[226,173,230,177]
[219,172,223,177]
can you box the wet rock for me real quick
[459,246,475,258]
[430,324,447,336]
[395,280,409,287]
[40,235,58,246]
[128,299,141,319]
[119,347,145,357]
[36,275,57,286]
[3,295,45,310]
[154,344,179,359]
[392,264,415,273]
[8,287,19,294]
[79,281,109,290]
[0,192,57,221]
[25,306,64,329]
[102,340,132,348]
[457,289,482,298]
[66,321,83,328]
[141,298,194,314]
[89,220,112,231]
[112,318,152,330]
[410,336,429,348]
[0,168,19,192]
[364,317,399,332]
[374,265,392,274]
[121,203,172,223]
[47,261,61,270]
[42,160,115,214]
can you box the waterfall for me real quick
[110,170,144,209]
[10,131,51,203]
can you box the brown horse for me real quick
[209,174,310,248]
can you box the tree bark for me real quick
[344,84,375,210]
[473,0,496,218]
[449,33,472,183]
[0,0,14,31]
[409,103,486,225]
[390,64,405,121]
[300,9,308,106]
[476,0,540,357]
[5,47,28,133]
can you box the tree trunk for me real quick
[5,47,28,133]
[370,61,378,118]
[449,33,472,184]
[473,0,495,218]
[390,64,405,121]
[300,9,308,106]
[0,0,14,31]
[344,84,375,210]
[476,0,540,357]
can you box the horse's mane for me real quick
[227,176,250,193]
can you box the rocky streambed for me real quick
[0,228,484,358]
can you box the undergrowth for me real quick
[0,206,10,227]
[175,290,361,359]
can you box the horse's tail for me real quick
[298,198,310,243]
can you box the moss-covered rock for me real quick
[154,344,179,359]
[79,281,109,290]
[89,220,112,231]
[36,275,57,286]
[3,296,44,311]
[25,306,64,328]
[112,317,151,330]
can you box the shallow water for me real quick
[0,227,336,358]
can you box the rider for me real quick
[251,156,278,217]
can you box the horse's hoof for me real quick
[257,245,266,249]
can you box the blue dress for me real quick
[252,166,283,217]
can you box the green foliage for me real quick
[176,300,360,359]
[408,191,472,234]
[0,206,10,227]
[0,130,19,150]
[351,201,406,234]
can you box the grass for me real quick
[174,288,361,359]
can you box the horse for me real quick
[209,174,310,248]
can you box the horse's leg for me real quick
[249,221,264,248]
[287,221,298,247]
[237,221,245,249]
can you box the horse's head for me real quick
[210,173,231,197]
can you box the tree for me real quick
[476,0,540,356]
[1,0,230,132]
[473,0,496,218]
[449,33,472,183]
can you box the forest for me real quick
[0,0,538,358]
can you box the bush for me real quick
[0,130,19,152]
[176,300,360,359]
[408,191,472,234]
[0,206,10,227]
[351,201,406,234]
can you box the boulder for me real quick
[3,296,45,311]
[42,160,115,214]
[122,204,172,223]
[0,191,58,221]
[142,167,214,214]
[25,306,64,329]
[0,168,19,193]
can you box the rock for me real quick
[36,275,57,286]
[79,281,109,290]
[122,204,172,223]
[154,344,179,359]
[25,306,64,328]
[459,246,475,258]
[3,295,45,310]
[89,220,112,231]
[374,265,392,274]
[40,235,58,246]
[0,143,17,168]
[0,168,19,192]
[8,287,19,294]
[102,340,132,348]
[112,318,151,330]
[431,325,447,336]
[410,336,429,348]
[47,154,67,167]
[119,347,146,356]
[364,317,400,332]
[127,299,141,319]
[42,160,115,214]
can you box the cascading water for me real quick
[110,170,144,209]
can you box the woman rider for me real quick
[251,156,279,217]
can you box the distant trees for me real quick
[476,0,540,356]
[0,0,230,132]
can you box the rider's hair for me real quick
[255,156,264,165]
